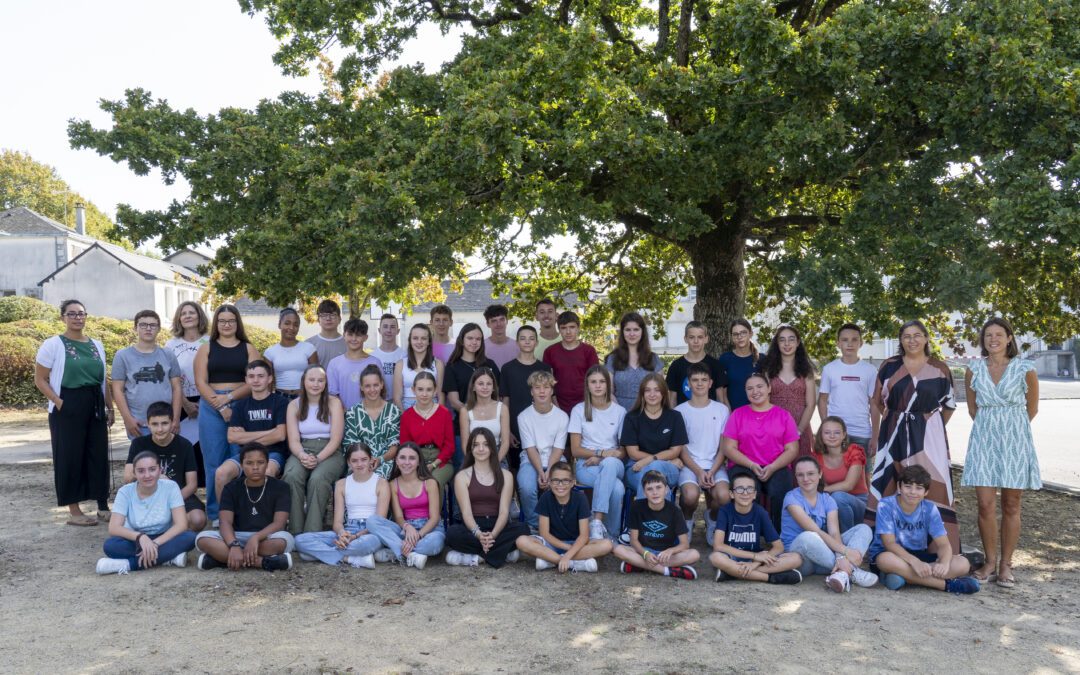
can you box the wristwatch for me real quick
[228,539,243,548]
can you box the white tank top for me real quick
[401,360,437,404]
[344,473,379,521]
[468,401,503,447]
[296,401,332,439]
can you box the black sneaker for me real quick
[944,577,980,595]
[767,570,802,585]
[262,553,294,572]
[197,553,222,570]
[714,568,730,583]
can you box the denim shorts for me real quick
[532,535,577,554]
[227,451,285,470]
[869,546,937,573]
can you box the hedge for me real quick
[0,296,58,323]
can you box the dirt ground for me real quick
[1,440,1078,673]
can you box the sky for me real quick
[0,0,460,225]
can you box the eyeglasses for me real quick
[217,319,237,326]
[732,486,757,495]
[902,333,926,341]
[549,478,573,486]
[318,313,339,320]
[137,323,160,330]
[731,330,750,338]
[63,312,87,319]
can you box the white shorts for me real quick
[678,466,730,487]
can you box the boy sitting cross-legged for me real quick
[613,471,700,580]
[709,468,802,584]
[515,462,613,573]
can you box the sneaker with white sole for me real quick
[849,567,879,588]
[505,550,521,563]
[166,552,187,568]
[346,554,375,569]
[588,519,609,541]
[536,557,555,571]
[445,550,480,567]
[618,531,631,545]
[406,552,428,569]
[373,548,396,564]
[826,570,851,593]
[95,557,131,575]
[570,558,598,573]
[197,553,221,570]
[262,552,293,571]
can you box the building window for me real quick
[1,290,15,297]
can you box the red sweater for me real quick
[399,405,455,466]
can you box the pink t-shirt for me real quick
[432,341,454,364]
[722,405,800,466]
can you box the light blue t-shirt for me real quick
[113,478,184,536]
[868,495,947,558]
[780,489,837,549]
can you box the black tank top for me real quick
[208,340,248,383]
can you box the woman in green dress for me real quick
[344,364,401,480]
[962,317,1039,588]
[33,299,114,525]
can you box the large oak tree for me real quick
[70,0,1079,353]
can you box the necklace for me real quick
[245,481,267,515]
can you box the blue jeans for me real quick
[574,457,625,534]
[831,491,868,532]
[294,519,383,565]
[789,524,873,577]
[103,532,196,570]
[517,460,546,529]
[624,458,680,498]
[366,515,446,558]
[199,392,238,521]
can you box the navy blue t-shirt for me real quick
[718,351,763,410]
[715,501,778,556]
[230,392,289,455]
[536,490,590,541]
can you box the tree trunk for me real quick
[686,227,746,357]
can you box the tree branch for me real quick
[557,0,573,25]
[675,0,693,67]
[598,13,643,55]
[615,210,679,245]
[424,0,532,28]
[655,0,670,56]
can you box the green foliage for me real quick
[246,325,280,354]
[0,150,131,248]
[68,0,1080,352]
[0,335,40,406]
[0,296,57,323]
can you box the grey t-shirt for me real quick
[306,335,348,368]
[111,346,181,423]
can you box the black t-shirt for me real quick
[220,477,290,532]
[627,498,687,550]
[536,489,590,541]
[229,393,289,455]
[620,408,689,455]
[665,354,729,405]
[499,359,553,438]
[443,358,500,421]
[127,435,196,486]
[715,501,778,556]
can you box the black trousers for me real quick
[49,386,109,508]
[759,467,793,532]
[446,516,530,568]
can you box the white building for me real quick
[0,206,95,298]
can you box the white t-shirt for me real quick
[263,342,317,391]
[676,400,730,468]
[165,335,209,398]
[819,359,878,437]
[113,478,184,535]
[517,405,569,467]
[568,401,626,452]
[372,347,407,399]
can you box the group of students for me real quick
[35,297,1039,594]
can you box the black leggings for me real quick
[49,386,110,508]
[759,467,793,532]
[446,516,530,568]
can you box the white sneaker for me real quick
[570,558,598,573]
[373,548,396,563]
[536,557,554,571]
[446,550,480,567]
[506,550,521,563]
[96,558,131,575]
[406,552,428,570]
[850,567,879,588]
[166,552,187,568]
[346,554,375,569]
[589,519,609,541]
[826,570,851,593]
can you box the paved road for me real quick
[3,380,1078,488]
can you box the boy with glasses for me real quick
[307,299,346,367]
[112,310,182,438]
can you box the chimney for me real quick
[74,203,86,236]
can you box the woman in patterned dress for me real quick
[962,318,1039,587]
[761,326,816,458]
[344,365,401,480]
[868,320,960,553]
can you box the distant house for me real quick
[0,206,95,299]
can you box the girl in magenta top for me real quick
[721,373,800,529]
[811,416,868,532]
[365,442,446,568]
